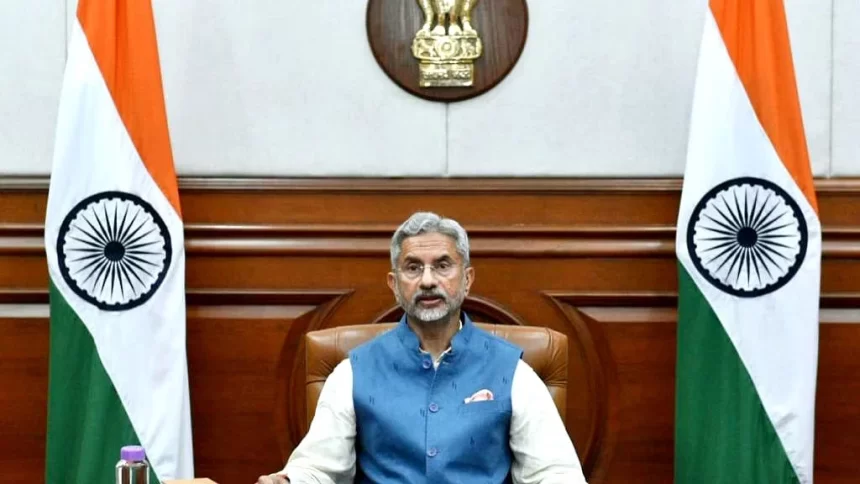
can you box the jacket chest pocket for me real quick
[457,399,510,416]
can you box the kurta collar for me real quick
[395,311,475,365]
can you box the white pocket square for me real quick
[464,389,494,404]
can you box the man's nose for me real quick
[419,266,437,288]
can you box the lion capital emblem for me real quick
[412,0,482,87]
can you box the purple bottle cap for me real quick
[121,445,146,462]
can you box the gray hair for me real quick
[390,212,471,269]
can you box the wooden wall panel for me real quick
[0,291,351,484]
[1,177,859,483]
[0,311,48,483]
[815,310,860,483]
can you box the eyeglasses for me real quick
[397,261,459,280]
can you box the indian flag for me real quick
[44,0,193,482]
[675,1,821,483]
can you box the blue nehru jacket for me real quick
[349,313,523,483]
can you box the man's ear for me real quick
[464,266,475,295]
[387,271,396,293]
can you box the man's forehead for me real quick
[400,233,458,259]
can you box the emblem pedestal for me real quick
[413,34,482,87]
[418,62,474,87]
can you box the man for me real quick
[257,212,587,483]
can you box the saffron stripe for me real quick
[77,0,182,216]
[709,0,818,212]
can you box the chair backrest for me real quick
[304,323,569,426]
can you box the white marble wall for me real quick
[0,0,65,175]
[0,1,854,176]
[832,0,860,176]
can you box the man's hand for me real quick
[255,474,288,484]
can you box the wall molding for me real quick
[4,222,860,258]
[0,288,352,306]
[4,177,860,258]
[544,290,860,310]
[1,176,860,193]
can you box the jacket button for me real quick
[422,359,432,369]
[429,403,439,413]
[427,448,438,457]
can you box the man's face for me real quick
[387,232,474,324]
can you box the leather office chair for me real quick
[304,323,569,426]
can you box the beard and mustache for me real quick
[394,280,467,325]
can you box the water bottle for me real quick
[115,445,150,484]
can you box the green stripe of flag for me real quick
[46,280,159,483]
[675,264,799,483]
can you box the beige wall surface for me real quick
[0,1,850,176]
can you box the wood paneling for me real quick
[0,313,48,483]
[0,290,352,484]
[1,177,860,483]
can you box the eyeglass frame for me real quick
[395,258,463,280]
